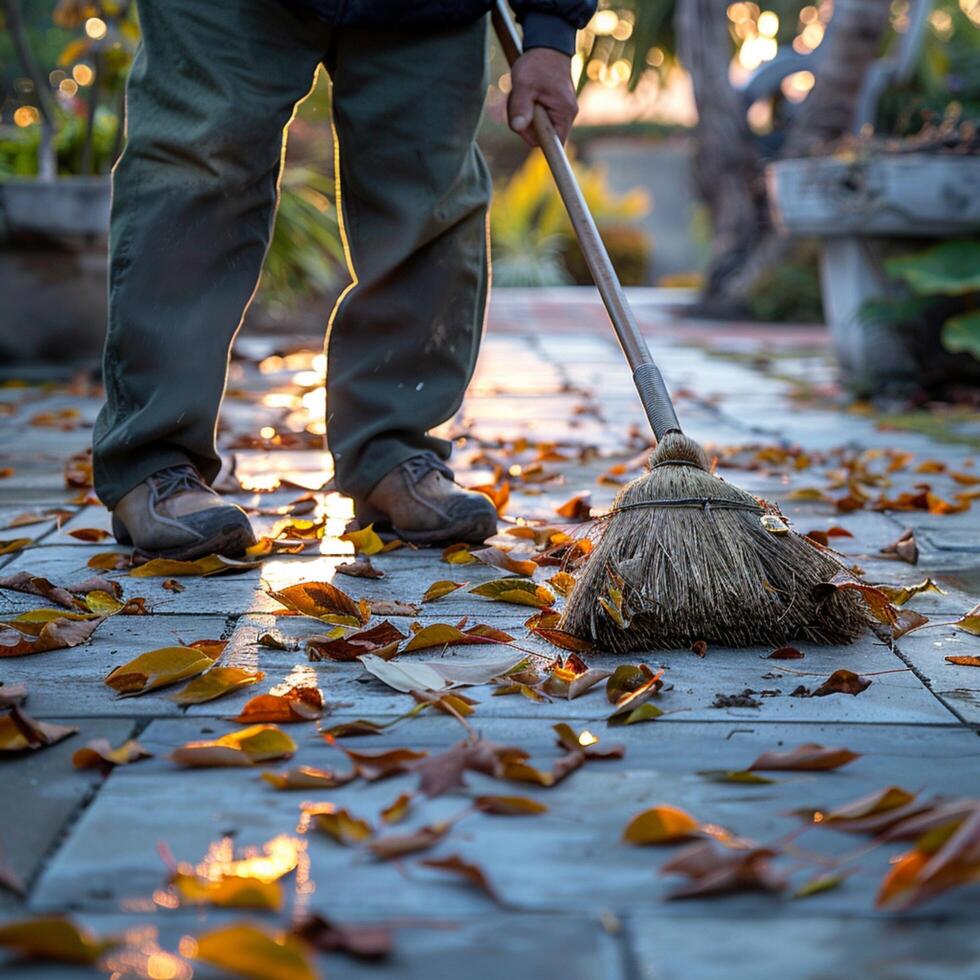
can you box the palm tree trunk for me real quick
[675,0,767,308]
[781,0,894,158]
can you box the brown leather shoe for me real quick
[111,464,256,559]
[356,453,497,545]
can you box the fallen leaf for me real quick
[811,668,872,697]
[606,664,664,721]
[880,528,918,565]
[474,794,548,815]
[698,770,775,785]
[0,706,77,753]
[662,841,786,899]
[541,656,610,699]
[442,542,477,565]
[72,738,152,772]
[0,683,27,708]
[171,725,297,767]
[766,646,804,660]
[0,538,31,556]
[749,743,860,771]
[467,479,509,514]
[87,551,134,571]
[404,622,511,653]
[421,579,468,602]
[470,577,555,609]
[81,591,149,616]
[104,644,218,697]
[609,702,664,726]
[130,554,262,577]
[308,621,405,661]
[342,746,428,781]
[690,639,708,658]
[532,628,594,654]
[267,581,370,626]
[336,558,384,579]
[262,766,356,790]
[420,854,501,903]
[292,915,392,961]
[169,666,265,705]
[0,614,102,658]
[162,578,185,592]
[946,655,980,667]
[546,571,576,596]
[311,805,374,845]
[0,916,119,965]
[876,578,945,606]
[498,749,585,788]
[793,871,851,899]
[191,922,317,980]
[360,651,524,693]
[470,546,538,578]
[0,571,76,609]
[553,722,624,760]
[555,492,591,521]
[171,871,282,910]
[806,786,922,834]
[623,805,700,845]
[233,686,324,724]
[369,822,450,860]
[339,523,384,555]
[597,567,630,629]
[380,792,413,824]
[67,527,110,542]
[952,604,980,635]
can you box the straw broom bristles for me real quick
[559,432,868,651]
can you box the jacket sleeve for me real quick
[510,1,597,55]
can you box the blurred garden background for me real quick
[1,0,979,399]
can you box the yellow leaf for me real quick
[171,725,297,768]
[0,539,32,555]
[470,578,555,609]
[421,580,468,602]
[130,554,261,577]
[72,738,152,771]
[0,916,118,965]
[442,542,477,564]
[168,666,264,705]
[190,922,318,980]
[267,581,370,627]
[953,604,980,636]
[546,571,576,597]
[623,804,700,845]
[171,872,282,910]
[380,792,413,824]
[311,805,374,844]
[104,645,217,697]
[339,523,384,555]
[261,766,355,790]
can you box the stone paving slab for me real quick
[32,717,980,918]
[0,717,135,906]
[0,617,230,718]
[626,916,979,980]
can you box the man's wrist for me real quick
[520,11,577,56]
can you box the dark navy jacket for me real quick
[283,1,596,55]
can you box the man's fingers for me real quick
[508,87,535,138]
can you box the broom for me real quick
[491,3,867,651]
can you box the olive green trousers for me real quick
[93,0,491,507]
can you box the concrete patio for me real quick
[1,289,978,979]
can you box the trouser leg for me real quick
[93,0,328,506]
[324,19,492,500]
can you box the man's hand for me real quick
[507,48,578,147]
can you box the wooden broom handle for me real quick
[490,1,681,440]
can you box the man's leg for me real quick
[325,19,493,512]
[93,0,329,509]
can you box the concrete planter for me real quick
[0,177,110,362]
[767,154,980,395]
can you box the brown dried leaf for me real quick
[342,746,428,781]
[292,915,392,961]
[232,686,324,723]
[335,558,384,579]
[262,766,356,790]
[267,581,370,627]
[0,614,102,658]
[421,580,468,602]
[811,668,872,697]
[749,743,860,771]
[0,707,77,753]
[369,822,450,860]
[880,528,919,565]
[307,621,406,662]
[420,854,501,904]
[71,738,152,772]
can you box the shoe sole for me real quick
[113,519,257,562]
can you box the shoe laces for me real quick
[402,452,454,483]
[147,465,210,502]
